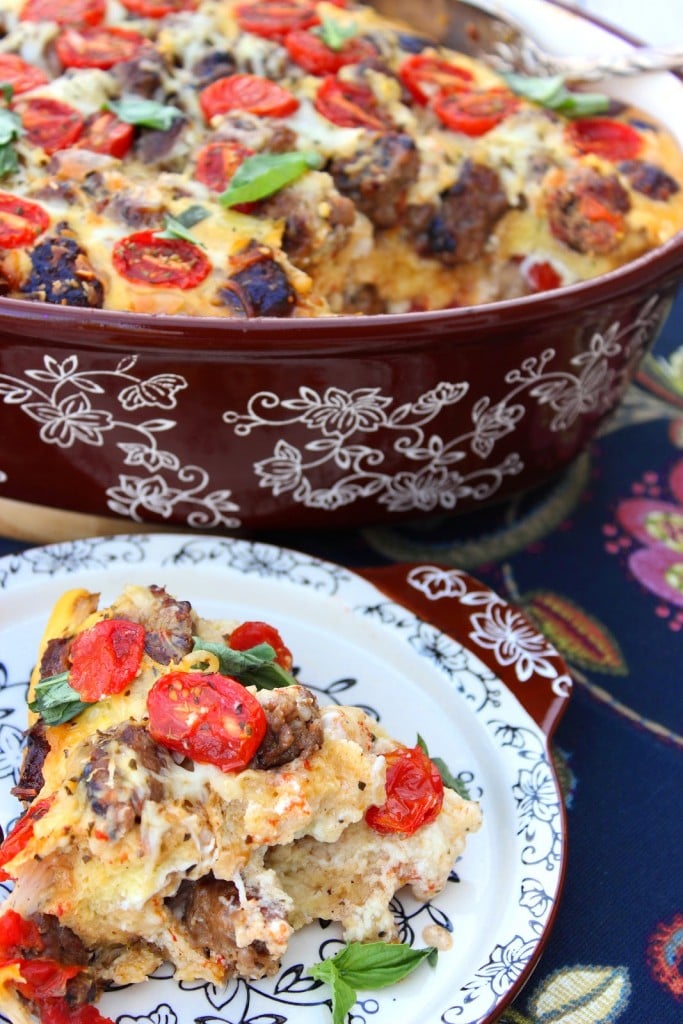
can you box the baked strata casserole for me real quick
[0,583,482,1024]
[0,0,681,317]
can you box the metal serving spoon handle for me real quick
[485,32,683,82]
[371,0,683,81]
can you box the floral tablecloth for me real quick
[0,288,681,1023]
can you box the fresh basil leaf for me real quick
[432,756,471,799]
[175,204,209,229]
[0,107,22,146]
[192,637,297,689]
[503,72,610,118]
[29,672,91,726]
[157,205,210,243]
[417,733,471,800]
[1,82,14,102]
[310,959,357,1024]
[325,941,438,987]
[314,16,358,51]
[557,90,612,118]
[158,212,207,246]
[0,142,19,178]
[504,72,566,105]
[106,97,184,130]
[310,942,437,1023]
[218,150,323,208]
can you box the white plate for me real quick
[0,534,572,1024]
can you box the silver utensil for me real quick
[372,0,683,81]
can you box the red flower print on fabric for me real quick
[647,913,683,1002]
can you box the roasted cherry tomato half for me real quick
[399,53,474,105]
[19,0,106,25]
[365,745,444,836]
[0,53,48,94]
[236,0,320,40]
[68,619,146,702]
[567,191,627,248]
[147,671,267,772]
[13,96,84,154]
[433,88,519,136]
[55,25,149,70]
[547,172,628,254]
[228,620,294,671]
[0,798,53,879]
[38,1001,115,1024]
[112,230,212,289]
[284,28,377,76]
[565,117,642,161]
[119,0,197,16]
[0,910,44,957]
[577,193,624,229]
[199,73,299,120]
[0,193,50,249]
[314,74,391,130]
[195,139,254,192]
[524,259,562,292]
[8,958,82,1000]
[77,110,135,158]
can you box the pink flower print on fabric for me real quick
[615,459,683,618]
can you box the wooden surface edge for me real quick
[0,497,163,545]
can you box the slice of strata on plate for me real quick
[0,583,482,1024]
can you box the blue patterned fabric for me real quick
[1,291,681,1023]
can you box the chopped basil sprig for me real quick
[0,106,22,179]
[310,942,437,1024]
[191,637,297,689]
[417,733,471,800]
[218,150,322,208]
[106,97,184,130]
[503,72,610,118]
[29,672,91,726]
[314,16,358,50]
[158,205,209,244]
